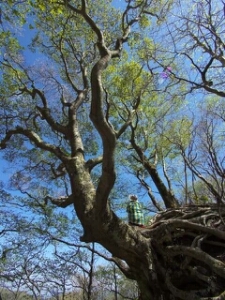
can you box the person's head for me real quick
[129,194,138,201]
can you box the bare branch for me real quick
[0,127,68,160]
[44,194,74,208]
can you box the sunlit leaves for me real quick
[0,1,28,26]
[139,14,151,28]
[105,60,151,101]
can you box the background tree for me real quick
[95,263,139,300]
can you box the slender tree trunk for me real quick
[113,265,118,300]
[87,243,95,300]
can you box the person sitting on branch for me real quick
[126,194,145,227]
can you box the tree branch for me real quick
[130,126,179,209]
[85,156,103,172]
[44,194,74,208]
[0,127,68,160]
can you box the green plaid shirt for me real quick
[126,201,144,225]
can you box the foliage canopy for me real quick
[1,0,225,299]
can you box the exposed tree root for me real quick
[142,205,225,299]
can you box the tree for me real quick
[95,263,139,300]
[1,0,225,299]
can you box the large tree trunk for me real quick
[74,171,225,300]
[78,202,225,300]
[87,204,225,300]
[81,38,225,299]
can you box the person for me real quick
[126,194,145,227]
